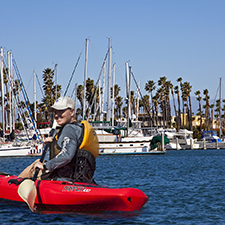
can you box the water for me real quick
[1,149,225,224]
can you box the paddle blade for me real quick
[18,179,37,212]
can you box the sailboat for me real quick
[76,39,164,155]
[0,48,42,157]
[96,120,159,155]
[199,78,225,149]
[94,60,164,155]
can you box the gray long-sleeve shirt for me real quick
[45,122,83,173]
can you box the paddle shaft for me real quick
[31,127,56,181]
[31,144,48,181]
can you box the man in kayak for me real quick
[19,97,99,183]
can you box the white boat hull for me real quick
[165,143,182,150]
[99,141,165,155]
[0,142,43,157]
[0,145,31,157]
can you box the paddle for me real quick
[18,120,57,212]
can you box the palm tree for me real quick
[158,76,167,128]
[115,96,123,119]
[76,85,84,111]
[152,93,159,127]
[111,84,121,120]
[165,81,172,127]
[168,82,177,129]
[75,108,82,121]
[12,79,22,127]
[174,85,181,130]
[223,100,225,116]
[183,82,193,130]
[122,106,128,118]
[145,80,156,126]
[86,78,95,117]
[210,104,214,130]
[42,68,55,121]
[111,84,121,98]
[2,68,9,128]
[194,90,203,131]
[139,95,150,115]
[181,89,188,129]
[203,89,210,131]
[177,77,184,128]
[55,83,62,100]
[156,87,165,127]
[130,90,136,116]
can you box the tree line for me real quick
[1,67,225,137]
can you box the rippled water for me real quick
[1,149,225,224]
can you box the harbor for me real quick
[1,0,225,223]
[0,36,225,157]
[92,119,225,154]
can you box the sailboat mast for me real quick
[112,63,116,126]
[34,69,37,122]
[55,63,58,100]
[136,79,140,119]
[100,64,106,121]
[0,48,5,142]
[125,62,131,135]
[11,52,15,131]
[219,77,222,138]
[83,39,89,120]
[107,38,112,122]
[74,83,77,113]
[128,66,132,128]
[8,51,13,133]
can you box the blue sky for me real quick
[1,0,225,110]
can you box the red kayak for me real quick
[0,173,148,213]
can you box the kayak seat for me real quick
[73,149,96,183]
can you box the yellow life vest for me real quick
[79,120,99,159]
[50,121,99,160]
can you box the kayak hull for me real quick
[0,174,149,213]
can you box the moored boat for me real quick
[99,140,165,155]
[92,120,156,155]
[0,143,32,157]
[0,173,149,213]
[0,141,43,157]
[201,131,225,149]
